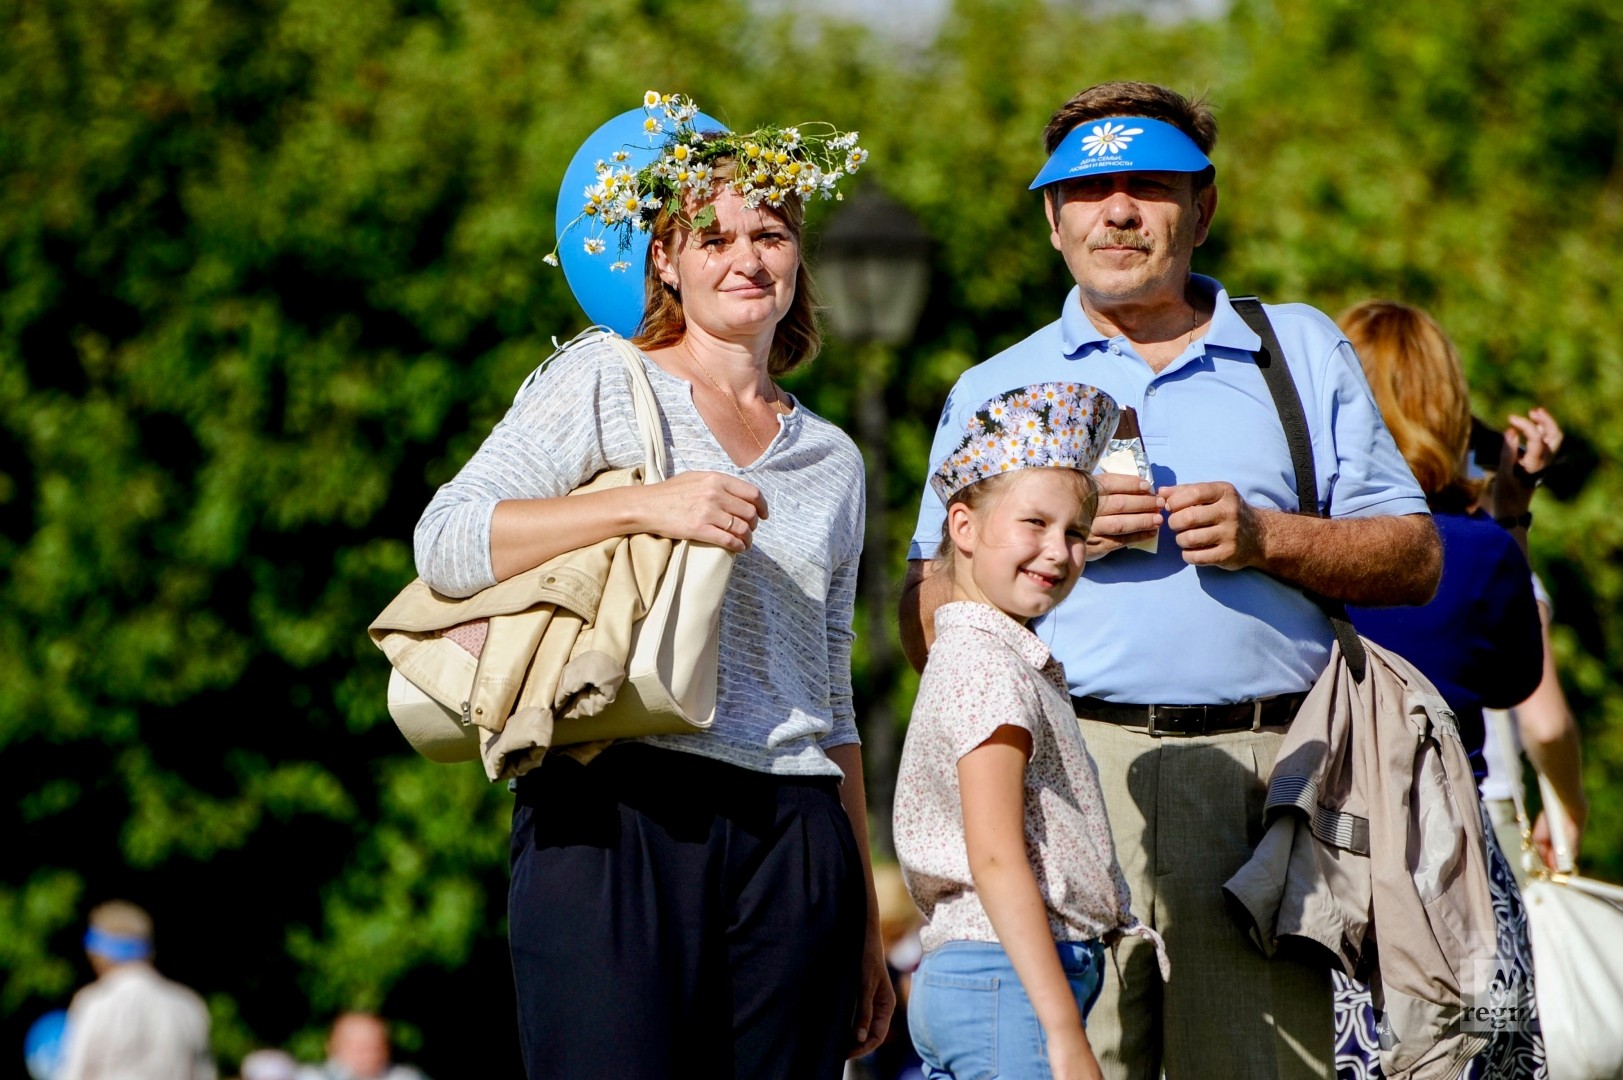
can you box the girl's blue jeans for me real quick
[908,938,1107,1080]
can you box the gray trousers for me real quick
[1079,719,1333,1080]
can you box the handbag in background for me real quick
[1496,722,1623,1080]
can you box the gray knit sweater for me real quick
[414,331,865,777]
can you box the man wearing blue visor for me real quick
[901,83,1440,1079]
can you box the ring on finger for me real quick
[726,514,736,532]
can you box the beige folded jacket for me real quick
[1224,637,1498,1080]
[371,467,676,781]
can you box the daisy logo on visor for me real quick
[1081,121,1144,157]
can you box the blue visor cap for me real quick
[1029,116,1212,190]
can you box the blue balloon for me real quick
[556,107,728,337]
[25,1009,69,1080]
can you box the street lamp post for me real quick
[815,189,931,858]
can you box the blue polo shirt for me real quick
[909,276,1429,704]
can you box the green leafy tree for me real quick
[3,0,1620,1074]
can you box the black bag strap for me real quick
[1230,295,1367,682]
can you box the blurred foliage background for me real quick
[3,0,1619,1073]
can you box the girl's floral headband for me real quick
[546,91,867,272]
[931,382,1122,502]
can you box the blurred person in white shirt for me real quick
[58,900,215,1080]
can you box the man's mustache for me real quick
[1087,229,1152,252]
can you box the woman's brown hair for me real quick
[1337,299,1481,510]
[630,156,822,376]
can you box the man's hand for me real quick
[1161,481,1266,570]
[1086,472,1163,560]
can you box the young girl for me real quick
[894,382,1167,1080]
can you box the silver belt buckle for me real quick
[1146,704,1160,738]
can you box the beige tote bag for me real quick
[378,333,731,763]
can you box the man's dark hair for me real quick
[1043,81,1217,154]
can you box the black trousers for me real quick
[509,743,867,1080]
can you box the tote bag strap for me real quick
[1489,709,1543,876]
[519,328,670,483]
[601,333,670,483]
[1490,706,1579,875]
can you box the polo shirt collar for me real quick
[935,601,1054,671]
[1059,275,1263,359]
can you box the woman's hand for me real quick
[640,471,769,552]
[1509,406,1564,475]
[1532,800,1587,871]
[1489,406,1564,523]
[849,920,896,1058]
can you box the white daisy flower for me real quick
[1081,121,1144,158]
[610,260,631,272]
[644,90,662,108]
[543,252,559,266]
[1006,407,1043,437]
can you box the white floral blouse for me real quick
[894,601,1167,975]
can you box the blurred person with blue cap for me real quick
[57,900,215,1080]
[900,82,1441,1080]
[413,91,891,1079]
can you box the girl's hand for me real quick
[1045,1026,1106,1080]
[640,471,768,552]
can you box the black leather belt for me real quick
[1072,693,1306,737]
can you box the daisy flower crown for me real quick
[930,382,1122,503]
[546,91,868,272]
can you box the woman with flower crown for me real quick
[413,95,891,1079]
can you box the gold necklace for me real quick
[681,340,784,455]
